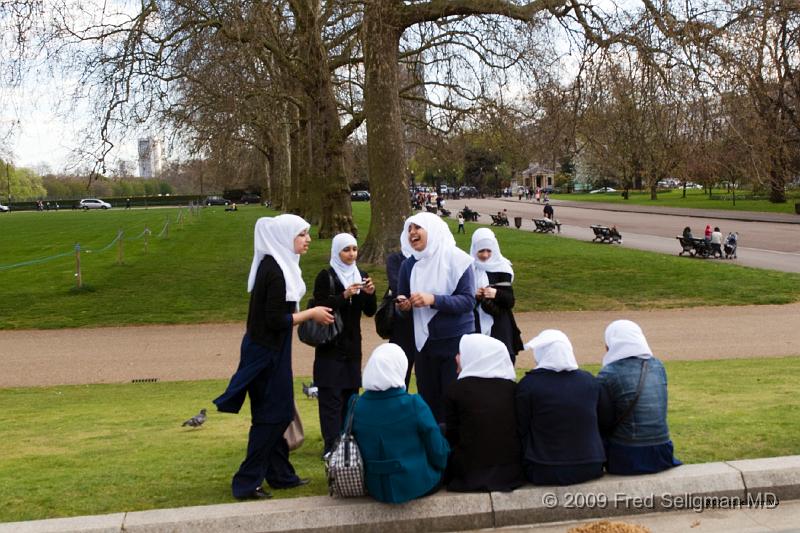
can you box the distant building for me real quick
[137,137,163,178]
[515,162,555,190]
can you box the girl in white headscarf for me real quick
[312,233,376,456]
[395,212,476,423]
[597,320,681,475]
[443,334,525,492]
[215,215,334,500]
[382,227,416,386]
[470,228,523,363]
[515,329,607,486]
[349,343,450,504]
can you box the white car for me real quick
[79,198,112,209]
[0,203,8,212]
[589,187,617,194]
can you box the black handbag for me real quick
[374,288,396,339]
[298,270,344,347]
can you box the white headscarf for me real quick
[362,343,408,391]
[470,228,514,335]
[458,334,516,381]
[524,329,579,372]
[247,215,310,303]
[404,212,474,351]
[603,319,653,367]
[399,225,413,258]
[329,233,360,290]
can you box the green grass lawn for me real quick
[552,188,800,214]
[1,203,798,329]
[2,356,799,522]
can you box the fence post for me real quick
[117,229,124,265]
[75,243,82,288]
[144,227,150,254]
[165,217,170,239]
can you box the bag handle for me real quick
[327,269,338,298]
[342,394,359,465]
[612,358,649,430]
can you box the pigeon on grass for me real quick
[182,408,207,428]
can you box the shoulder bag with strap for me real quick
[297,269,344,347]
[612,358,649,432]
[326,395,366,497]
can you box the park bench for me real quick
[590,225,622,244]
[440,207,451,217]
[491,214,510,226]
[459,208,479,222]
[532,218,560,233]
[676,236,712,258]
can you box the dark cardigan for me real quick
[474,271,524,362]
[444,376,526,492]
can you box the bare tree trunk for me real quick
[295,0,355,238]
[360,0,410,264]
[271,114,292,211]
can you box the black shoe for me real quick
[272,478,310,490]
[235,487,272,500]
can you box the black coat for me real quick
[474,271,524,362]
[214,255,295,423]
[444,377,525,492]
[386,252,415,358]
[516,369,608,467]
[312,267,377,388]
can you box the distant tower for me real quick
[137,137,163,178]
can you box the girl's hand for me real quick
[409,292,435,307]
[395,295,411,312]
[483,287,497,300]
[344,283,362,298]
[361,277,375,295]
[311,306,334,324]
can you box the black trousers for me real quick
[415,338,459,423]
[231,422,300,497]
[318,387,358,454]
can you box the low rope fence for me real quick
[0,208,193,286]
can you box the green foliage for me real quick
[2,357,799,522]
[1,203,798,329]
[0,160,47,201]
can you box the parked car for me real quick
[589,187,616,194]
[204,196,230,206]
[240,193,261,204]
[79,198,112,209]
[0,203,9,212]
[351,190,371,201]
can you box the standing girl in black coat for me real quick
[313,233,377,456]
[214,215,334,500]
[470,228,523,364]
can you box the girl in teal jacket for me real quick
[349,343,450,503]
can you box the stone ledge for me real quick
[0,513,126,533]
[491,462,744,526]
[120,492,493,533]
[3,456,800,533]
[728,455,800,502]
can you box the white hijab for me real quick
[603,319,653,368]
[458,334,516,381]
[404,212,474,351]
[329,233,360,290]
[362,343,408,391]
[524,329,579,372]
[247,215,310,303]
[470,228,514,335]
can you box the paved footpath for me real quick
[459,198,800,272]
[2,303,799,388]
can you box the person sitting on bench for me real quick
[543,202,554,220]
